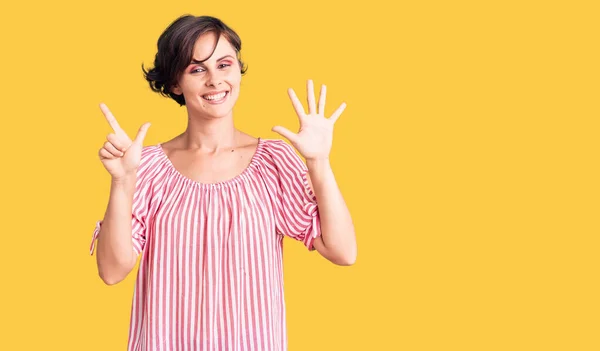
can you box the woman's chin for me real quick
[193,108,234,120]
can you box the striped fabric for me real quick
[89,138,321,351]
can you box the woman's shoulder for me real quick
[259,138,298,156]
[140,144,165,163]
[256,138,306,172]
[133,144,170,179]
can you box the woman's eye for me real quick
[191,68,205,73]
[219,63,231,69]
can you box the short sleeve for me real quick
[268,140,321,251]
[89,149,156,256]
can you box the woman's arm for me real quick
[93,103,151,285]
[272,80,357,266]
[306,160,357,265]
[95,176,139,285]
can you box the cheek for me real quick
[225,70,242,86]
[179,80,198,95]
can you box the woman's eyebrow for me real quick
[190,55,235,65]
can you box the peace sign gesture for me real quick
[272,80,346,161]
[98,103,151,180]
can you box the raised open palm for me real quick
[98,103,151,180]
[272,80,346,161]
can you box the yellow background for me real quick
[0,0,598,350]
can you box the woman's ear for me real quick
[172,84,182,95]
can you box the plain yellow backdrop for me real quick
[0,0,598,350]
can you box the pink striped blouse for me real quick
[89,138,321,351]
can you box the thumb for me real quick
[271,126,297,143]
[133,122,151,145]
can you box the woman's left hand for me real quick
[272,79,347,161]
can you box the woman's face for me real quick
[173,33,242,119]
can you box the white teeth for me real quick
[203,92,227,100]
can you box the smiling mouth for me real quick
[202,91,229,102]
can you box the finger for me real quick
[307,79,316,115]
[106,133,130,152]
[329,102,347,124]
[271,126,298,143]
[288,88,306,117]
[99,148,116,160]
[104,141,124,157]
[133,122,151,145]
[100,103,124,135]
[318,84,327,115]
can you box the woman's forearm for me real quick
[95,176,138,285]
[307,158,357,265]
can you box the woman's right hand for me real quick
[98,103,151,181]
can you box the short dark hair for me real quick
[142,15,248,106]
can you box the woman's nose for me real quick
[205,72,223,87]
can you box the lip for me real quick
[202,90,229,105]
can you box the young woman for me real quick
[89,14,356,351]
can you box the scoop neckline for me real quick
[156,137,264,188]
